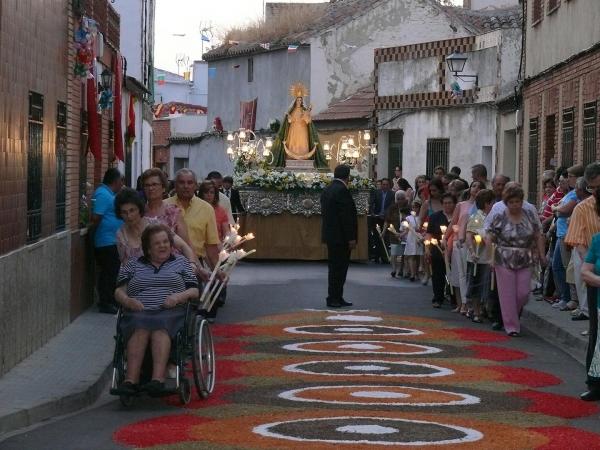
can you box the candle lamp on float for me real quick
[225,128,274,167]
[322,130,377,167]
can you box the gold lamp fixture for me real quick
[226,128,274,164]
[322,130,377,166]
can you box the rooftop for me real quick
[153,101,207,118]
[313,88,374,122]
[204,0,521,61]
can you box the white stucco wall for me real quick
[379,57,439,96]
[190,61,208,107]
[169,136,235,180]
[170,115,208,135]
[154,80,191,104]
[377,106,497,180]
[309,0,473,113]
[526,0,600,77]
[113,0,144,81]
[207,47,311,132]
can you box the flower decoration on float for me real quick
[234,169,374,192]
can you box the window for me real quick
[583,102,597,167]
[532,0,543,24]
[528,118,539,203]
[561,108,574,167]
[55,102,67,231]
[27,92,44,242]
[544,114,556,168]
[388,130,403,179]
[174,157,189,173]
[247,57,254,83]
[547,0,560,14]
[426,139,449,178]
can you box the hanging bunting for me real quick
[86,74,101,160]
[113,52,124,161]
[126,96,136,147]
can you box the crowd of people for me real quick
[91,167,244,394]
[371,162,600,401]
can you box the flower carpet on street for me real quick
[113,310,600,449]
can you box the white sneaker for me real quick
[552,300,568,309]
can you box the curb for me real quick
[521,306,588,366]
[0,364,112,438]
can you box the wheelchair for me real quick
[109,301,216,407]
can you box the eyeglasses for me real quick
[586,186,600,194]
[144,182,162,189]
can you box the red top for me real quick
[541,188,564,221]
[213,205,229,241]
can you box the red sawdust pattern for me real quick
[215,339,247,356]
[216,358,247,382]
[113,414,213,448]
[532,426,600,450]
[510,390,600,418]
[468,344,528,361]
[492,366,562,388]
[449,328,510,343]
[212,323,258,338]
[163,383,241,410]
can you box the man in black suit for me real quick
[321,165,357,308]
[222,176,245,218]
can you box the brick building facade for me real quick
[0,0,121,375]
[521,0,600,203]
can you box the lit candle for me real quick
[473,234,482,276]
[245,233,255,240]
[439,225,447,235]
[401,220,409,228]
[430,238,438,246]
[388,224,397,233]
[424,239,431,246]
[423,222,429,230]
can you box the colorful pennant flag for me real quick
[287,44,298,53]
[157,74,165,85]
[201,34,210,42]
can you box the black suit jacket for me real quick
[223,188,245,215]
[321,179,358,246]
[370,189,394,217]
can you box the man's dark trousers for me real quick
[95,245,120,308]
[327,243,351,302]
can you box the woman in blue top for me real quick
[581,232,600,398]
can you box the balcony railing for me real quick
[84,0,120,50]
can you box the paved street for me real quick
[1,262,599,449]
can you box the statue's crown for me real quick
[289,82,308,98]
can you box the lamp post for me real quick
[100,68,113,91]
[445,51,478,87]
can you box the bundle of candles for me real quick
[199,221,257,312]
[375,223,390,261]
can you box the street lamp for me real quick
[100,69,113,91]
[445,51,478,87]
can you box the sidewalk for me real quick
[522,297,589,365]
[0,289,592,438]
[0,309,115,437]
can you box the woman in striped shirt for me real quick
[114,224,199,395]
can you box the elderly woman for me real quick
[114,224,199,394]
[485,184,546,336]
[141,168,192,245]
[384,190,411,278]
[198,180,229,242]
[114,188,204,275]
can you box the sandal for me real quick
[143,379,165,396]
[116,380,139,395]
[472,316,482,323]
[508,331,520,337]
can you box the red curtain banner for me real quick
[113,53,124,161]
[126,95,136,146]
[240,98,257,130]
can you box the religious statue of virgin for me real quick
[271,83,329,169]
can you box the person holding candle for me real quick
[426,193,457,308]
[419,177,445,225]
[384,190,411,278]
[465,189,495,323]
[404,205,424,282]
[446,181,485,314]
[485,183,546,336]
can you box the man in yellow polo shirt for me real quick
[166,168,220,269]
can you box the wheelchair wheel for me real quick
[179,377,192,405]
[112,335,135,407]
[192,316,216,398]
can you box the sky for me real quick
[154,0,326,74]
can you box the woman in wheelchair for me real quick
[114,223,199,395]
